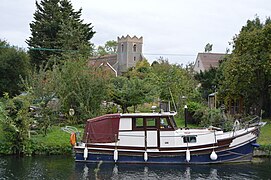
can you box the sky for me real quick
[1,0,271,65]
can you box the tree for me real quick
[96,40,117,56]
[204,43,213,53]
[110,76,156,113]
[219,17,271,116]
[0,92,34,155]
[27,0,95,68]
[194,67,219,100]
[52,58,111,121]
[0,40,30,97]
[21,63,57,135]
[124,59,152,79]
[151,58,200,113]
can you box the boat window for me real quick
[169,116,177,129]
[135,117,144,128]
[146,118,156,127]
[160,117,172,129]
[183,136,197,143]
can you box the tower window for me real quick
[133,44,137,52]
[121,44,124,52]
[134,57,136,61]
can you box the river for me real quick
[0,155,270,179]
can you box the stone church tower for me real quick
[117,35,143,74]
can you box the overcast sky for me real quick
[1,0,270,64]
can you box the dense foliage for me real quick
[27,0,95,68]
[0,40,30,97]
[0,93,34,155]
[111,76,156,113]
[151,58,200,113]
[22,58,111,124]
[96,40,117,56]
[219,17,271,117]
[194,67,220,100]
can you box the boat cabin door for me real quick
[144,117,159,148]
[133,117,161,148]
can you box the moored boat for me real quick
[72,112,265,164]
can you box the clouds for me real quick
[1,0,271,64]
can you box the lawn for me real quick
[258,119,271,145]
[31,125,85,146]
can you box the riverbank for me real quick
[0,125,83,155]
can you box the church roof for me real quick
[88,54,118,76]
[88,54,118,67]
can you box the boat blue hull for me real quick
[75,140,256,164]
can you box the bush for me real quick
[192,106,233,131]
[187,101,205,124]
[0,93,34,155]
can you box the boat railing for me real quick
[61,126,78,134]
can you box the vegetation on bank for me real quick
[257,119,271,156]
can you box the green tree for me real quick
[27,0,95,68]
[111,76,156,113]
[194,67,219,100]
[0,40,30,97]
[124,59,153,79]
[204,43,213,53]
[96,40,117,56]
[219,17,271,116]
[21,64,56,135]
[52,58,111,121]
[152,58,199,113]
[0,92,34,155]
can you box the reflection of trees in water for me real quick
[75,163,217,179]
[1,156,269,179]
[74,161,270,179]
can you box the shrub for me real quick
[187,101,205,124]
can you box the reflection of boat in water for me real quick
[74,161,270,179]
[72,112,265,164]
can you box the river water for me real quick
[0,155,270,179]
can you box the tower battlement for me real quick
[118,35,143,43]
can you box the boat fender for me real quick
[251,143,260,148]
[83,147,88,160]
[186,149,191,162]
[144,151,148,162]
[233,120,240,130]
[114,149,118,162]
[210,150,218,160]
[70,133,76,146]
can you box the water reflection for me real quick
[73,161,267,180]
[0,156,270,179]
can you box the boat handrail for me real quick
[61,126,78,134]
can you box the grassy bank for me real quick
[257,119,271,155]
[258,119,271,145]
[0,125,84,155]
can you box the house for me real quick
[193,53,225,73]
[89,35,144,76]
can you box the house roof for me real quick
[196,53,225,71]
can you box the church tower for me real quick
[117,35,143,75]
